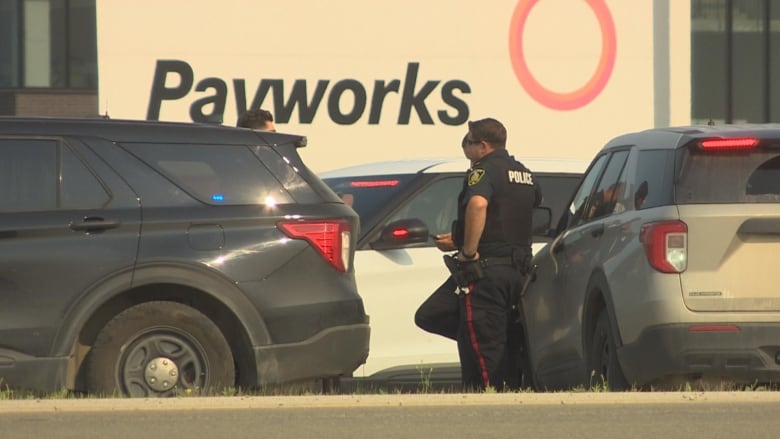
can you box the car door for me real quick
[533,150,630,388]
[352,175,463,378]
[0,137,141,358]
[522,153,610,388]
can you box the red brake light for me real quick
[349,180,399,188]
[699,137,758,150]
[639,220,687,273]
[277,220,351,272]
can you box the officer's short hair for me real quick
[237,109,274,129]
[468,118,507,149]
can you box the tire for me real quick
[588,311,629,391]
[86,301,235,397]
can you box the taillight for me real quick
[278,219,351,272]
[699,137,758,150]
[639,220,687,273]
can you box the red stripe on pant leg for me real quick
[464,283,490,388]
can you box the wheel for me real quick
[86,301,235,397]
[588,311,629,391]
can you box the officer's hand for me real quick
[432,232,457,252]
[457,250,480,263]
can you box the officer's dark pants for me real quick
[415,269,526,391]
[458,265,524,391]
[415,276,459,341]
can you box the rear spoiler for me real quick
[253,131,307,148]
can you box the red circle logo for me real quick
[508,0,617,111]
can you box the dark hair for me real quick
[467,118,507,148]
[237,109,274,129]
[461,133,470,148]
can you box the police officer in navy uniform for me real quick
[415,118,541,391]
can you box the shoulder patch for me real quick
[468,168,486,186]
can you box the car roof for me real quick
[320,156,590,178]
[0,116,306,147]
[603,123,780,152]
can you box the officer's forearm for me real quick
[462,196,488,256]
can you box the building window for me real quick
[0,1,20,87]
[0,0,96,89]
[692,0,780,124]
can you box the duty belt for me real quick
[478,256,516,268]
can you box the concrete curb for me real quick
[2,392,780,413]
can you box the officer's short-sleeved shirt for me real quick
[455,149,542,255]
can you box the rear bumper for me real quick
[0,349,68,393]
[618,323,780,386]
[0,322,371,393]
[342,362,462,393]
[254,322,371,385]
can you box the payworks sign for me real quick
[97,0,687,169]
[145,1,616,125]
[146,60,471,126]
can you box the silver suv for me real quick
[522,125,780,390]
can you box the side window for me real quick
[0,139,109,212]
[534,174,582,227]
[61,145,110,209]
[386,177,462,236]
[252,146,320,204]
[0,139,57,211]
[632,149,672,210]
[564,154,609,229]
[584,150,629,222]
[125,143,293,206]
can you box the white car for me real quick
[321,157,587,389]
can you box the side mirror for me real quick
[370,218,430,250]
[532,207,552,236]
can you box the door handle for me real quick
[70,217,121,232]
[591,223,605,238]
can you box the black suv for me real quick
[0,118,369,396]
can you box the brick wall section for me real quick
[0,91,98,117]
[0,93,15,115]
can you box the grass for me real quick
[0,378,73,400]
[1,373,778,400]
[417,366,434,393]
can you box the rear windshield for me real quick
[676,147,780,203]
[323,174,417,219]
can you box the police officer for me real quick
[415,118,541,391]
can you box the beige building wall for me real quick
[97,0,691,172]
